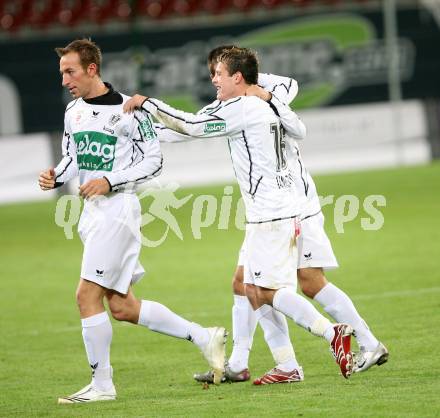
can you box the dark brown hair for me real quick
[207,45,237,72]
[55,38,102,76]
[219,47,259,85]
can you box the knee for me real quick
[108,297,140,323]
[255,286,275,307]
[245,283,257,298]
[232,266,245,295]
[244,284,257,307]
[75,286,89,311]
[109,305,129,322]
[298,268,328,299]
[108,300,131,322]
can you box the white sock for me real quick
[228,295,257,372]
[138,300,209,348]
[273,287,334,343]
[314,283,379,350]
[255,304,299,372]
[81,311,113,391]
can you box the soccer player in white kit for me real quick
[38,39,227,404]
[202,47,388,384]
[124,47,355,380]
[156,46,387,384]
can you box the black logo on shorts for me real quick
[96,269,104,277]
[92,111,100,118]
[254,271,261,277]
[304,252,312,259]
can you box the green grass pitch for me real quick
[1,163,439,417]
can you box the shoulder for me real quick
[133,108,153,122]
[65,98,80,114]
[120,93,132,103]
[257,72,271,84]
[198,100,221,115]
[218,96,244,110]
[242,95,269,109]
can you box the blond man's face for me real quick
[59,52,94,99]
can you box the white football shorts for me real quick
[238,211,338,270]
[78,193,145,294]
[297,211,338,270]
[243,218,298,290]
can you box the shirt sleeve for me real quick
[54,116,78,187]
[155,99,227,142]
[104,110,162,190]
[269,94,306,140]
[154,123,196,143]
[141,97,245,138]
[258,73,299,105]
[197,99,222,115]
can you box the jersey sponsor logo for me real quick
[139,118,157,140]
[74,131,117,172]
[204,121,226,133]
[103,126,115,134]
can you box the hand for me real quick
[79,178,110,199]
[39,168,55,191]
[123,94,148,114]
[245,85,272,102]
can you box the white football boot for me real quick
[199,327,227,385]
[58,383,116,404]
[354,342,389,373]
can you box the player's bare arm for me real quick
[124,94,148,113]
[78,177,110,199]
[39,168,56,191]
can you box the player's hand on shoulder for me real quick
[245,85,272,102]
[79,178,111,199]
[124,94,148,114]
[39,168,55,191]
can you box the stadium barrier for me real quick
[0,100,432,204]
[0,133,57,204]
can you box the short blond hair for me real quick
[55,38,102,75]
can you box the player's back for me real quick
[225,96,299,223]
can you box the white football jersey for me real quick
[258,74,321,218]
[154,72,319,218]
[143,95,304,223]
[54,85,162,192]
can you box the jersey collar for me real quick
[83,82,123,105]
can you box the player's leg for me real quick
[195,262,300,384]
[106,288,227,385]
[227,263,257,378]
[300,268,387,372]
[297,212,388,372]
[256,285,353,379]
[59,195,132,404]
[247,219,354,379]
[246,284,302,385]
[194,244,257,383]
[241,237,301,378]
[58,278,115,404]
